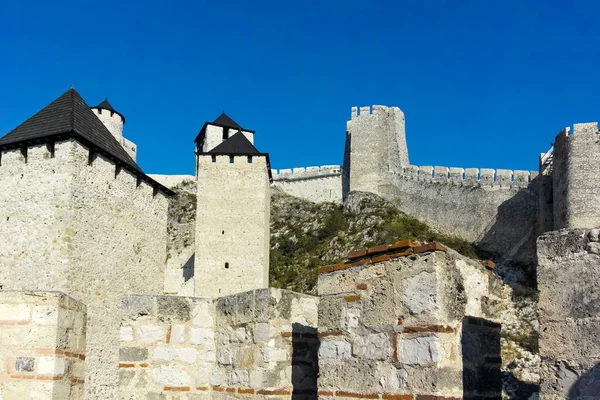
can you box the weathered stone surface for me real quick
[397,336,442,366]
[120,347,148,362]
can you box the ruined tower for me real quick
[343,105,408,199]
[194,113,271,297]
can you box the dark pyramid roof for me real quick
[0,88,140,172]
[213,112,242,130]
[208,131,260,155]
[0,88,174,195]
[93,98,125,123]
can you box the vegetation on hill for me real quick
[270,190,477,294]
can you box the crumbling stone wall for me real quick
[317,241,503,399]
[118,288,318,399]
[537,229,600,399]
[0,291,86,399]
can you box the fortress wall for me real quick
[0,291,86,399]
[148,174,195,189]
[552,123,600,229]
[380,167,540,259]
[316,243,503,399]
[195,154,270,298]
[118,289,318,399]
[120,136,137,162]
[0,142,75,292]
[118,295,216,399]
[271,165,342,203]
[65,141,169,398]
[537,229,600,398]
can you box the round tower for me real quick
[90,99,125,142]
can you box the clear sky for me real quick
[1,1,599,175]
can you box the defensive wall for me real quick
[0,139,170,399]
[271,165,343,203]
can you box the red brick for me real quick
[483,260,496,270]
[372,254,391,263]
[165,325,172,344]
[382,394,414,400]
[318,330,343,338]
[318,391,335,396]
[413,242,447,254]
[317,265,334,274]
[389,239,418,251]
[367,244,390,255]
[118,363,135,368]
[356,283,368,290]
[257,389,291,395]
[164,386,190,392]
[226,387,236,393]
[349,258,371,268]
[347,248,367,259]
[336,391,379,398]
[334,263,352,271]
[212,387,225,392]
[238,388,255,394]
[403,325,455,333]
[344,295,361,303]
[389,248,413,258]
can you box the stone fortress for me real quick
[0,89,598,399]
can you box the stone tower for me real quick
[552,122,600,229]
[194,113,271,297]
[0,88,171,398]
[343,105,408,198]
[90,99,137,161]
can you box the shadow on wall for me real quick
[182,254,194,282]
[291,323,319,400]
[462,316,502,400]
[475,182,539,286]
[568,362,600,399]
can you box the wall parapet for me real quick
[272,165,342,181]
[397,164,538,188]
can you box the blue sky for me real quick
[1,1,599,175]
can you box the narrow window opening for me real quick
[88,150,95,165]
[20,147,28,163]
[229,156,234,164]
[225,262,230,269]
[248,156,253,163]
[115,165,122,178]
[0,152,2,167]
[47,143,55,158]
[222,230,225,234]
[211,155,216,163]
[222,127,229,140]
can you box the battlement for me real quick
[272,165,342,181]
[350,105,404,119]
[0,140,170,199]
[397,164,538,188]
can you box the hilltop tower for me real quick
[90,99,137,161]
[194,113,271,297]
[343,105,408,198]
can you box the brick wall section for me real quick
[0,291,86,399]
[118,289,318,399]
[317,241,503,399]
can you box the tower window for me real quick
[211,155,216,163]
[223,128,229,140]
[248,156,253,163]
[229,156,234,164]
[224,262,229,269]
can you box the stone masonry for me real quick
[537,229,600,399]
[0,291,87,400]
[118,288,318,399]
[316,240,504,399]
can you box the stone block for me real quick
[15,357,34,372]
[319,340,352,359]
[157,296,191,322]
[153,347,176,361]
[170,324,186,344]
[352,333,393,360]
[120,347,148,362]
[151,364,190,386]
[0,304,31,322]
[448,167,464,182]
[138,324,166,343]
[495,169,513,187]
[261,346,287,362]
[464,168,479,185]
[190,327,214,345]
[397,336,443,366]
[433,166,449,181]
[539,318,600,360]
[318,271,356,296]
[178,348,199,364]
[37,356,66,376]
[122,295,155,321]
[120,326,134,342]
[418,166,433,180]
[480,169,495,186]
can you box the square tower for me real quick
[194,117,271,297]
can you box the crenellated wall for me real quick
[0,138,170,399]
[271,165,343,203]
